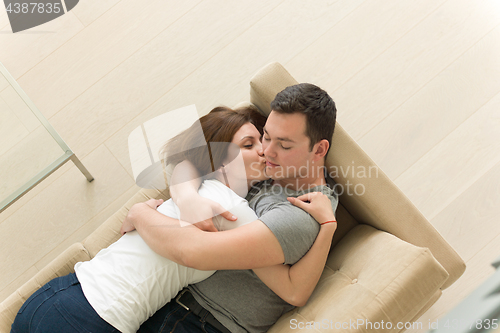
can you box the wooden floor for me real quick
[1,0,500,331]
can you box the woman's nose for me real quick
[254,140,264,156]
[257,145,264,157]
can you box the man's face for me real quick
[262,111,317,183]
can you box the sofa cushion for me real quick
[331,203,358,249]
[326,123,465,289]
[268,225,449,333]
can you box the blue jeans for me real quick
[12,273,224,333]
[137,298,223,333]
[11,273,118,333]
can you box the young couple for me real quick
[11,83,338,333]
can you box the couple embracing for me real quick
[12,83,338,333]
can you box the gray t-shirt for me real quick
[188,178,339,333]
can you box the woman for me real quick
[11,106,337,333]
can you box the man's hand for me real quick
[120,199,164,235]
[176,195,237,232]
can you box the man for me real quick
[123,83,338,333]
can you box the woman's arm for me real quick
[169,160,236,231]
[169,160,202,202]
[252,192,337,307]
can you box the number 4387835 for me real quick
[6,2,62,14]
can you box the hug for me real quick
[4,63,463,333]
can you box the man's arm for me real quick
[253,223,336,306]
[252,192,337,307]
[123,200,285,270]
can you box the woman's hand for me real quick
[169,160,237,232]
[176,195,237,232]
[287,192,336,226]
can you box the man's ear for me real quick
[312,139,329,161]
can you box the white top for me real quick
[74,180,257,333]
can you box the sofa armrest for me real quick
[268,225,449,333]
[0,243,90,333]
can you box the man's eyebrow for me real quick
[263,128,296,143]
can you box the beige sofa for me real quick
[0,63,465,333]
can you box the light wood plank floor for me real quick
[1,1,500,331]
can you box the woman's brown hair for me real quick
[162,105,266,177]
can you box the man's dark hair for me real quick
[270,83,336,155]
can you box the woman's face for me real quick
[228,122,267,183]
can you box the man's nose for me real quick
[263,143,275,158]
